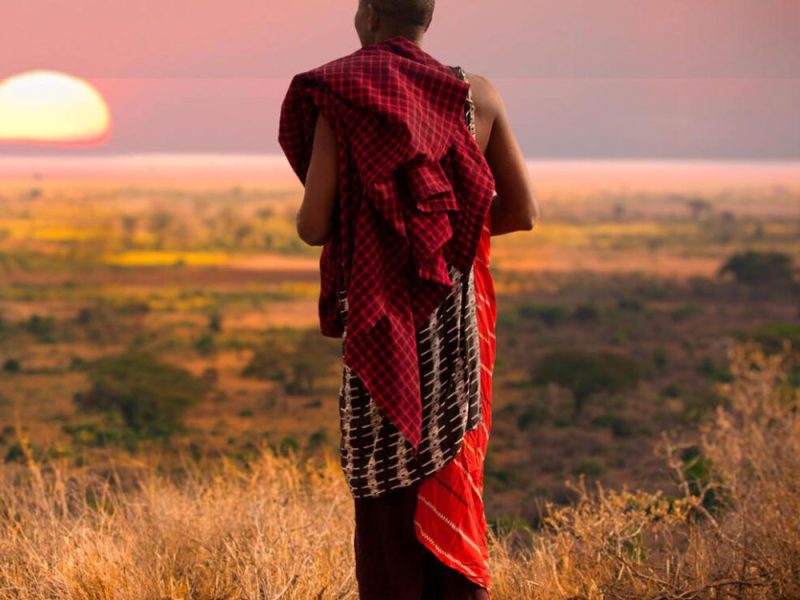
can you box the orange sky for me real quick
[1,0,798,159]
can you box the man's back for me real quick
[281,3,540,596]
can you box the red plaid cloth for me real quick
[278,36,495,451]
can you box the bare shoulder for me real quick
[462,70,503,117]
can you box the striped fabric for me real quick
[340,66,497,592]
[415,66,496,593]
[337,260,482,498]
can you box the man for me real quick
[279,1,538,598]
[294,2,537,246]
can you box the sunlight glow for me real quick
[0,70,111,144]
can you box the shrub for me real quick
[307,429,329,451]
[62,422,138,451]
[74,350,211,438]
[495,310,520,329]
[516,405,548,431]
[242,341,289,383]
[242,329,338,395]
[75,304,123,344]
[194,333,216,356]
[531,349,641,415]
[718,250,794,285]
[572,304,599,323]
[591,413,635,438]
[738,321,800,354]
[677,446,723,513]
[670,303,704,322]
[517,303,568,328]
[25,314,58,343]
[285,356,323,394]
[208,310,223,333]
[652,347,669,370]
[276,436,299,456]
[617,297,644,312]
[2,358,20,373]
[118,301,150,315]
[697,355,733,383]
[572,458,606,477]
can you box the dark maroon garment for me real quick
[278,36,495,451]
[354,480,490,600]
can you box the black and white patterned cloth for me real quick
[336,66,483,499]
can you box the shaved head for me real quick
[354,0,435,48]
[366,0,435,29]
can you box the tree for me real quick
[531,349,641,416]
[74,350,211,438]
[686,199,712,220]
[718,251,794,286]
[242,329,339,394]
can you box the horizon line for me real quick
[0,152,799,165]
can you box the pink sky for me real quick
[1,0,798,159]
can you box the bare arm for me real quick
[482,80,539,236]
[296,113,338,246]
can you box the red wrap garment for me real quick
[415,206,496,591]
[278,36,497,591]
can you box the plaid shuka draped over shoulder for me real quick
[337,65,483,499]
[278,36,496,451]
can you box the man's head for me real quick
[354,0,435,48]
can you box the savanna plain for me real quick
[0,159,798,599]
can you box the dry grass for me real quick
[1,343,798,599]
[490,342,800,600]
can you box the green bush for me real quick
[678,446,726,513]
[591,413,635,438]
[194,333,216,356]
[307,428,329,451]
[572,457,606,477]
[74,350,210,438]
[517,303,568,327]
[670,303,704,322]
[572,304,599,323]
[697,355,733,383]
[2,358,20,373]
[25,314,58,343]
[208,310,223,333]
[718,251,794,285]
[652,347,669,370]
[62,422,139,451]
[738,322,800,354]
[242,340,289,383]
[495,310,520,329]
[276,435,299,456]
[617,297,644,312]
[516,404,548,431]
[75,304,123,344]
[531,349,641,415]
[242,329,338,395]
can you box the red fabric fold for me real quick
[278,36,495,451]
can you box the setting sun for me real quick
[0,70,110,144]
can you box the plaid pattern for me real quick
[278,36,496,451]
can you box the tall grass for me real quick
[1,343,797,599]
[493,342,800,599]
